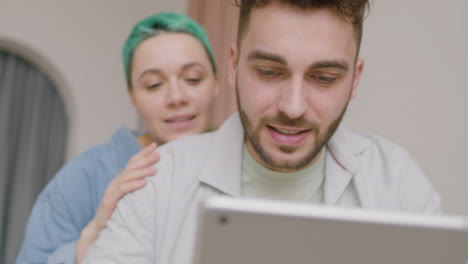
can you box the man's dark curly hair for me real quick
[235,0,370,53]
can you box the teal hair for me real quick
[122,12,217,88]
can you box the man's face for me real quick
[229,2,364,172]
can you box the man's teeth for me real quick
[272,127,303,135]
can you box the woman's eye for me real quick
[146,83,161,90]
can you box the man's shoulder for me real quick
[159,129,216,152]
[337,127,440,213]
[330,126,419,185]
[148,113,245,192]
[158,130,217,165]
[332,126,411,159]
[147,129,220,187]
[337,127,422,178]
[156,113,243,169]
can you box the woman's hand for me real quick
[76,142,159,263]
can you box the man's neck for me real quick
[244,140,324,173]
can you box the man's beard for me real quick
[236,84,348,171]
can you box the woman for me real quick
[16,12,219,263]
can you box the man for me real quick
[84,0,441,263]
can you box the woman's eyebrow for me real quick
[181,62,205,71]
[139,68,162,80]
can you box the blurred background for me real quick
[0,0,467,262]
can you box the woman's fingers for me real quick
[93,144,160,232]
[125,142,158,170]
[126,165,157,181]
[99,178,147,222]
[106,168,153,199]
[137,151,160,170]
[108,179,147,206]
[114,162,157,187]
[102,166,155,209]
[125,150,159,172]
[82,144,160,263]
[135,142,157,158]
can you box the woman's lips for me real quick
[165,114,197,130]
[267,125,310,146]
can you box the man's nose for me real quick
[277,77,308,119]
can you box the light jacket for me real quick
[83,112,441,264]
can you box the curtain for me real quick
[0,50,68,263]
[188,0,239,128]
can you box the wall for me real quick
[344,0,468,215]
[0,0,186,161]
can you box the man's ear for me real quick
[350,58,364,100]
[228,44,239,88]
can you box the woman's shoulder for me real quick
[66,126,139,176]
[42,127,138,200]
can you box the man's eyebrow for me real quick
[247,50,349,71]
[247,49,287,65]
[309,60,349,71]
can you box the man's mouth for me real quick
[267,125,310,146]
[270,126,307,135]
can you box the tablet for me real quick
[194,196,468,264]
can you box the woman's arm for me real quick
[76,143,159,263]
[17,143,159,264]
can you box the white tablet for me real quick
[194,196,468,264]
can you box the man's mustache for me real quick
[258,112,319,133]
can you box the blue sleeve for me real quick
[16,151,104,264]
[47,241,77,264]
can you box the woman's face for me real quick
[129,32,218,145]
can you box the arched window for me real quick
[0,47,68,263]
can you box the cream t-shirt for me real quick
[241,146,326,204]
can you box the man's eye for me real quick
[257,69,281,78]
[186,78,201,85]
[313,75,336,84]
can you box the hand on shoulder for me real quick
[76,142,159,263]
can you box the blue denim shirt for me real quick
[16,126,141,264]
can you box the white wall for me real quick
[344,0,468,215]
[0,0,186,160]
